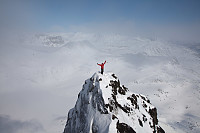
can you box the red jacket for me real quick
[97,61,106,69]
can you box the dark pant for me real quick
[101,68,104,74]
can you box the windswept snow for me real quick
[0,32,200,133]
[64,72,164,133]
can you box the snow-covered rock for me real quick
[35,34,65,47]
[63,72,165,133]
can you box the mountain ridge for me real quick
[64,72,165,133]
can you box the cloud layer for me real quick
[0,115,44,133]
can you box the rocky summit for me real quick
[63,72,165,133]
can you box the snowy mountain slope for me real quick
[64,72,165,133]
[0,32,200,133]
[0,33,101,133]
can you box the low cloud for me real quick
[0,115,44,133]
[68,21,200,43]
[54,116,67,121]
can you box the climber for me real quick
[97,61,106,74]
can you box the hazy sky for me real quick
[1,0,200,33]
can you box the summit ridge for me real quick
[64,72,165,133]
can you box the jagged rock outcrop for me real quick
[63,72,165,133]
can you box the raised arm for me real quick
[103,60,106,64]
[97,63,101,66]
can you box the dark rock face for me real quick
[127,94,138,109]
[112,114,118,120]
[157,126,165,133]
[108,80,132,114]
[109,78,129,96]
[149,108,158,132]
[138,119,143,127]
[92,123,98,133]
[143,114,147,122]
[109,80,120,95]
[116,120,136,133]
[111,74,117,79]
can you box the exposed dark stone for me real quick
[109,80,121,95]
[118,86,126,95]
[99,78,102,81]
[96,96,108,114]
[109,105,113,112]
[149,108,158,125]
[90,77,94,81]
[106,98,117,112]
[118,85,129,95]
[108,89,131,114]
[108,104,114,112]
[149,108,158,132]
[112,114,118,120]
[122,85,129,92]
[112,95,128,113]
[127,94,138,109]
[106,85,108,88]
[92,123,98,133]
[124,105,131,112]
[112,74,117,79]
[112,94,117,102]
[89,85,95,92]
[157,126,165,133]
[116,120,136,133]
[109,79,129,95]
[142,114,147,122]
[112,98,129,113]
[147,99,150,103]
[105,103,114,112]
[138,119,143,127]
[140,95,146,101]
[143,103,147,108]
[118,105,130,113]
[149,121,152,127]
[87,84,109,115]
[132,94,137,102]
[127,97,134,103]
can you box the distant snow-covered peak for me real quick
[64,72,165,133]
[34,34,65,47]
